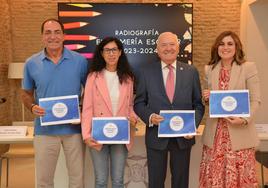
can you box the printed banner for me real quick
[39,95,80,126]
[92,117,130,144]
[158,110,196,137]
[58,3,193,73]
[209,90,250,118]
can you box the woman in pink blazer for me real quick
[82,37,137,188]
[199,31,261,188]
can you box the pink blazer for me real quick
[81,71,137,151]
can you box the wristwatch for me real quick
[30,103,36,113]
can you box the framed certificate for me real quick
[39,95,80,126]
[158,110,196,137]
[209,90,250,118]
[92,117,130,144]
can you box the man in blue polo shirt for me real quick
[21,18,88,188]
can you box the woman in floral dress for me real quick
[199,31,261,188]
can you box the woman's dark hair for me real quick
[90,37,134,84]
[209,31,246,69]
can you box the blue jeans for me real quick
[89,144,128,188]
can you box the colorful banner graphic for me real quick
[58,3,193,72]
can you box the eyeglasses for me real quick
[103,48,119,54]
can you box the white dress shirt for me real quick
[149,61,177,127]
[161,61,177,88]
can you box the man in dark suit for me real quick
[134,32,204,188]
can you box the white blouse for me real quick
[104,69,120,116]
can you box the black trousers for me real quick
[147,138,191,188]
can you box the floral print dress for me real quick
[199,67,258,188]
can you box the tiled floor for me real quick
[0,157,267,188]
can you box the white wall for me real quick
[241,0,268,124]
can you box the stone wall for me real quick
[0,0,241,124]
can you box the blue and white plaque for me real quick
[92,117,130,144]
[39,95,80,126]
[209,90,250,118]
[158,110,196,137]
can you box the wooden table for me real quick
[0,126,34,186]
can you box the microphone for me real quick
[0,97,6,104]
